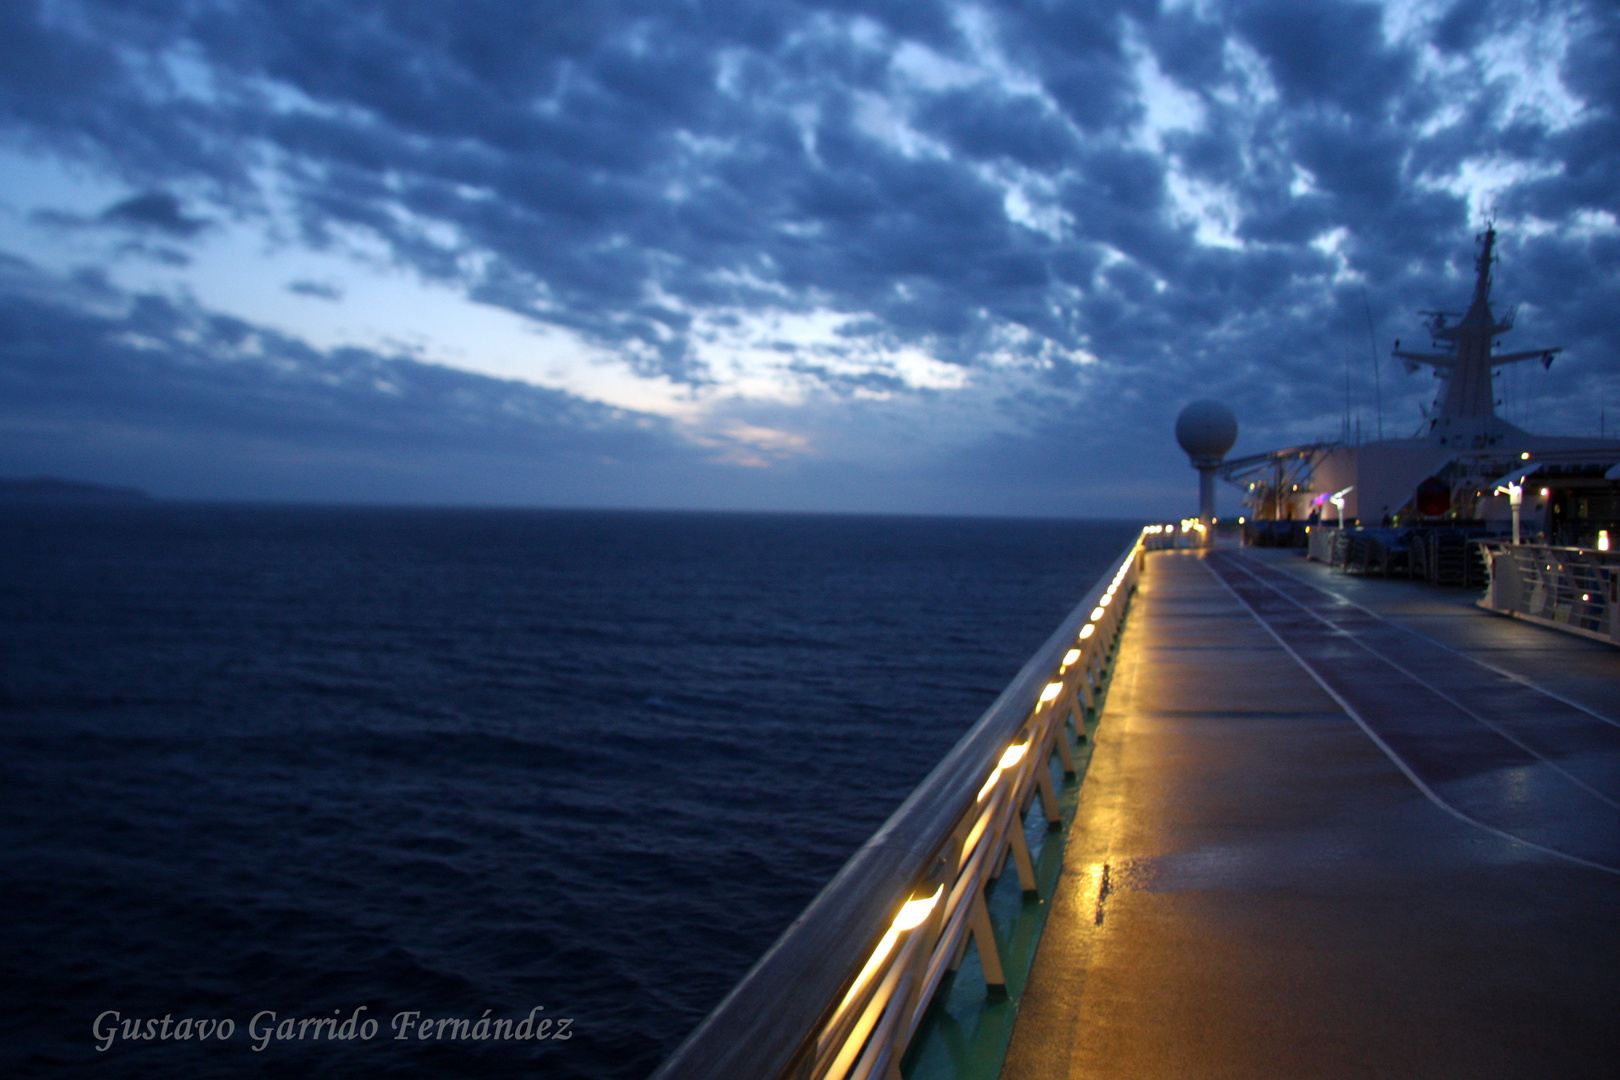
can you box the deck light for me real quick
[977,741,1031,802]
[998,742,1029,770]
[1079,624,1097,640]
[892,885,942,931]
[1326,486,1353,528]
[1496,477,1528,544]
[1521,452,1531,460]
[1062,649,1081,667]
[1100,594,1113,607]
[1090,607,1105,621]
[1040,682,1063,703]
[1600,530,1611,552]
[1582,593,1590,602]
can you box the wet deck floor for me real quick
[1001,544,1620,1080]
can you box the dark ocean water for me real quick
[0,506,1139,1079]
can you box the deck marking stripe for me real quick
[1234,552,1620,732]
[1212,552,1620,811]
[1200,554,1620,877]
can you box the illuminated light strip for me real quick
[977,741,1031,801]
[821,882,945,1063]
[831,929,900,1029]
[998,742,1028,769]
[892,885,942,931]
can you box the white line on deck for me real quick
[1214,553,1620,812]
[1201,553,1620,877]
[1242,554,1620,731]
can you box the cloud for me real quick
[0,0,1616,512]
[286,278,342,300]
[0,253,711,499]
[99,191,210,236]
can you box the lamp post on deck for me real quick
[1494,459,1539,545]
[1329,486,1353,528]
[1496,479,1524,544]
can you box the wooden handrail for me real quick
[648,532,1147,1080]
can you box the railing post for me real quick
[1054,706,1079,770]
[966,890,1006,989]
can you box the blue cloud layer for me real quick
[1,0,1617,510]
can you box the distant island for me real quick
[0,476,153,504]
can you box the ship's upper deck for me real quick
[1003,541,1620,1080]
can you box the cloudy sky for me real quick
[1,0,1615,516]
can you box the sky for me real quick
[0,0,1616,517]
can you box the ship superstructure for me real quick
[1393,225,1560,450]
[1220,227,1620,544]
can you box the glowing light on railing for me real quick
[998,742,1029,769]
[892,885,943,931]
[1581,593,1590,602]
[1079,624,1096,640]
[1062,648,1081,667]
[977,741,1031,802]
[1600,530,1611,552]
[1100,594,1113,608]
[1521,451,1531,461]
[1089,607,1105,622]
[1105,584,1118,597]
[1040,681,1063,703]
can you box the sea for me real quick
[0,505,1140,1079]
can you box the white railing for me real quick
[648,531,1148,1080]
[1479,542,1620,645]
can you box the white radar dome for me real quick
[1175,400,1238,461]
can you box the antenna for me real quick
[1361,287,1383,440]
[1344,349,1351,442]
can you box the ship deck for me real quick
[1000,541,1620,1080]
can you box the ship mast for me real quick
[1392,226,1561,448]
